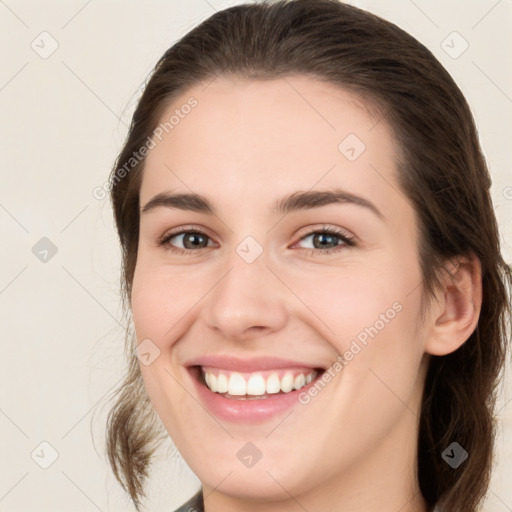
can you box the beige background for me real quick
[0,0,511,511]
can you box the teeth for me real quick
[266,373,281,394]
[247,374,266,395]
[280,373,293,393]
[217,373,229,393]
[228,373,246,395]
[203,369,318,396]
[294,374,306,389]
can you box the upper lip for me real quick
[184,355,326,372]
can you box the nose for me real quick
[202,250,289,342]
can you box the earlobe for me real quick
[425,254,482,356]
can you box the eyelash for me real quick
[156,225,356,257]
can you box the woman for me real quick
[104,1,512,511]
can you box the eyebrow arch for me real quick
[140,188,384,220]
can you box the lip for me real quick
[184,354,325,372]
[186,359,326,424]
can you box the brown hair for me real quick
[103,1,512,510]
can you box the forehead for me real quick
[140,75,402,211]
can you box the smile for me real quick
[202,367,318,399]
[185,356,328,423]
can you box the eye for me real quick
[293,226,356,255]
[157,225,356,256]
[157,229,216,255]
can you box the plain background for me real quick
[0,0,511,511]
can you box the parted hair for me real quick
[103,1,512,510]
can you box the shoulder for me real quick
[171,488,204,512]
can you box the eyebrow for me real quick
[140,188,384,220]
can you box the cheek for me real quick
[324,273,425,437]
[130,263,203,346]
[130,266,210,437]
[291,266,415,346]
[290,248,424,387]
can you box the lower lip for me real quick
[188,367,324,424]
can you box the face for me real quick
[131,75,430,505]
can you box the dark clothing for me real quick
[173,489,204,512]
[172,488,435,511]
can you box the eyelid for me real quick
[293,224,354,243]
[156,224,217,245]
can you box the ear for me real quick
[424,253,482,356]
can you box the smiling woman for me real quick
[104,1,512,512]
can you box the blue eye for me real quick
[157,226,355,256]
[295,227,355,254]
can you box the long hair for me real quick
[103,1,512,510]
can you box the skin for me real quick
[130,75,482,512]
